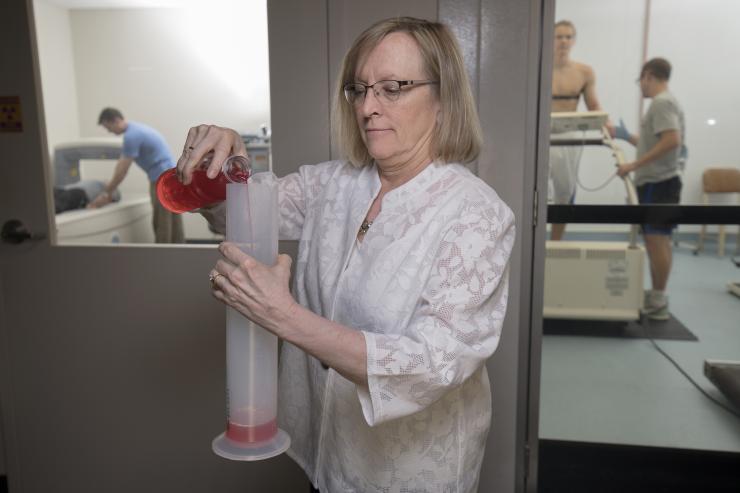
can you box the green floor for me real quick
[539,243,740,452]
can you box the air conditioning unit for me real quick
[543,241,645,321]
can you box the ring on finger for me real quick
[209,272,224,288]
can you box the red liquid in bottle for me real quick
[225,418,277,444]
[156,167,230,213]
[157,155,250,213]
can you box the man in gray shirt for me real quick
[615,58,685,320]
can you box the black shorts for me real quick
[637,175,682,235]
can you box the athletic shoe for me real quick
[642,294,670,321]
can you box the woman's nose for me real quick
[359,88,382,116]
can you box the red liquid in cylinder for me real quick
[225,418,277,444]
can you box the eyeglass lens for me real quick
[344,81,402,104]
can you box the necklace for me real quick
[359,219,373,235]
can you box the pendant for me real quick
[359,219,373,235]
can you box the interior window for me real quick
[34,0,271,246]
[539,0,740,490]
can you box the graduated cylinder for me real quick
[211,172,290,461]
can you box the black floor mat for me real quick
[538,439,740,493]
[543,314,697,341]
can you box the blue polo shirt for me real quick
[122,121,175,182]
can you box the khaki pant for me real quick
[149,182,184,243]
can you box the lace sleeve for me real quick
[278,161,348,239]
[199,163,337,240]
[196,173,306,239]
[357,204,515,426]
[277,171,307,240]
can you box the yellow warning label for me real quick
[0,96,23,132]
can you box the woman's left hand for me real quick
[210,242,298,335]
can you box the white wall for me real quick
[70,3,270,150]
[554,0,740,234]
[649,0,740,205]
[33,0,81,160]
[34,0,271,239]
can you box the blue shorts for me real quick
[637,176,682,235]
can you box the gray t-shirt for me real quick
[634,91,686,186]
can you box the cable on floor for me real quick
[640,318,740,419]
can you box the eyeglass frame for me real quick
[343,79,439,105]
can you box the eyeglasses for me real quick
[343,79,439,105]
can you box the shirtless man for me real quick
[550,20,609,240]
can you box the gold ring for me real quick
[209,272,224,287]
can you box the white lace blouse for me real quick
[204,160,515,492]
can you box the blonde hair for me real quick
[332,17,482,167]
[555,19,576,37]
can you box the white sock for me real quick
[651,290,666,304]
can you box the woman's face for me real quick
[353,32,440,171]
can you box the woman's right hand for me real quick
[176,125,247,185]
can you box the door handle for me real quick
[1,219,45,244]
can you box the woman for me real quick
[178,17,514,493]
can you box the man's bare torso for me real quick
[552,61,591,112]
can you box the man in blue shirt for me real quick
[92,107,184,243]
